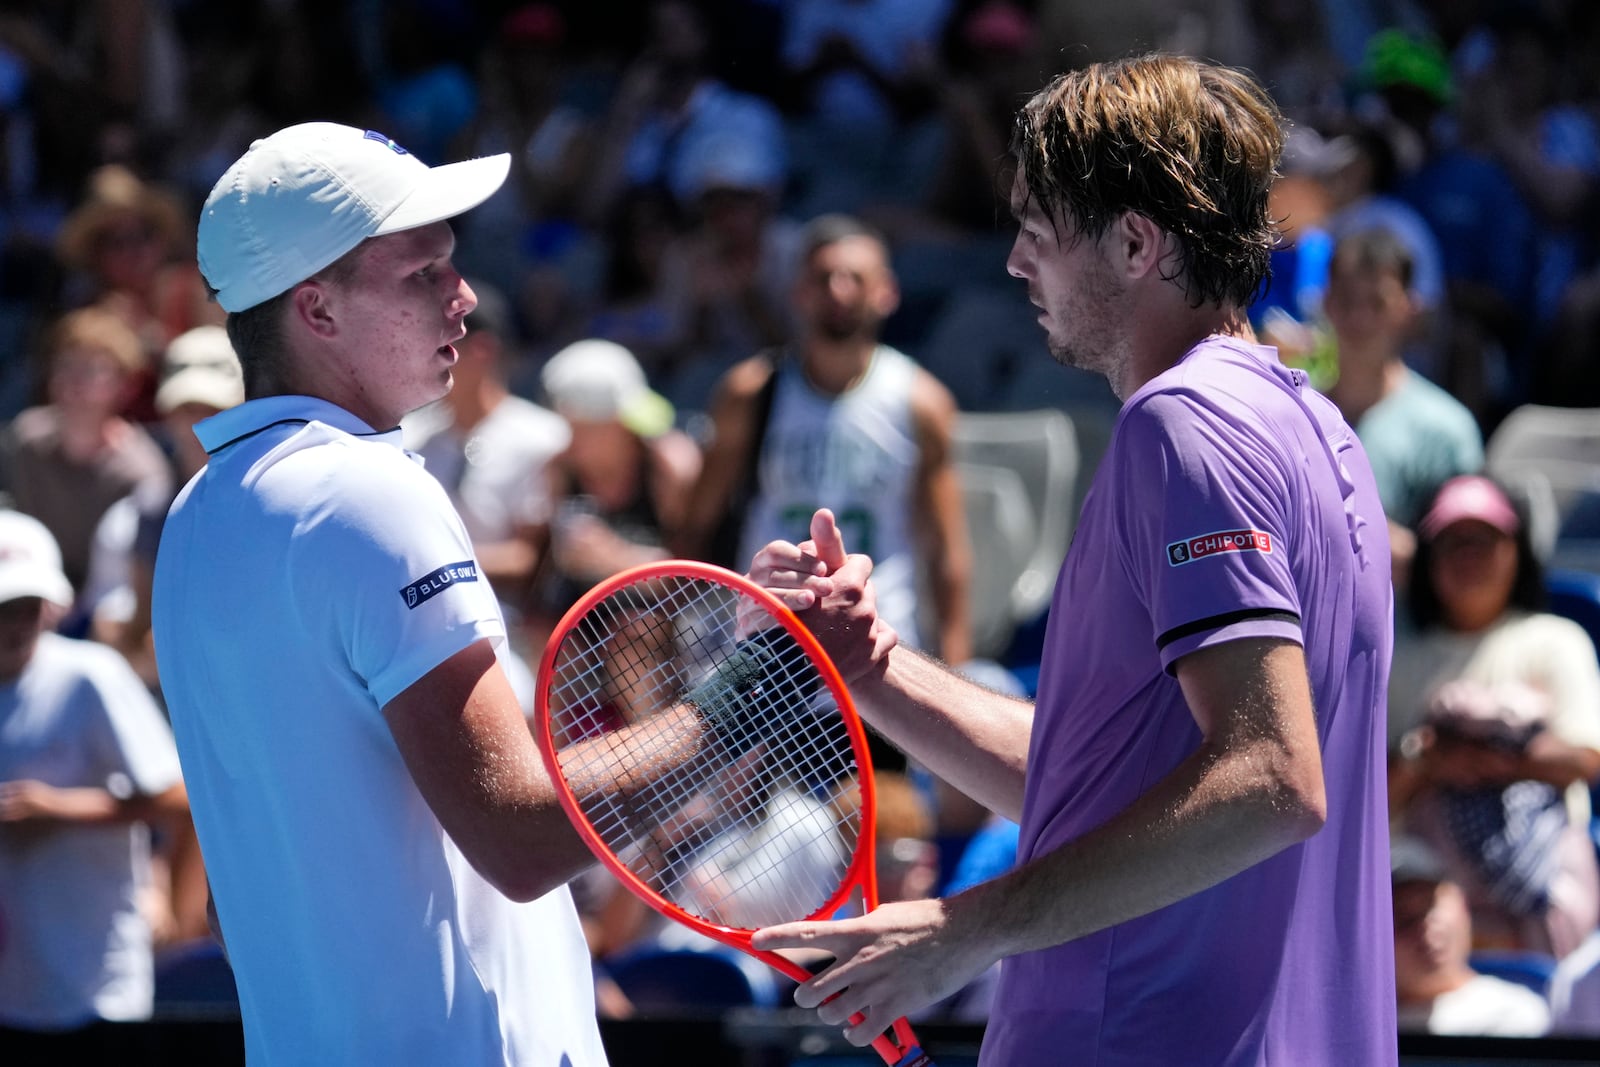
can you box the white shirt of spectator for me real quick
[0,632,183,1028]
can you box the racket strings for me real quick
[546,574,864,930]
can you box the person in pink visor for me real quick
[1390,474,1600,960]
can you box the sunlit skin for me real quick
[285,221,477,429]
[1004,169,1132,390]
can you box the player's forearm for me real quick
[853,646,1031,821]
[957,734,1325,958]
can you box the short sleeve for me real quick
[289,447,506,708]
[1112,391,1305,673]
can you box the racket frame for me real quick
[533,561,932,1067]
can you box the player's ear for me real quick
[1114,211,1170,281]
[290,280,339,339]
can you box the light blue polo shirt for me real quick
[152,395,606,1066]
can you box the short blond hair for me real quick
[48,306,145,374]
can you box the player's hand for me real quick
[747,509,896,685]
[753,896,997,1047]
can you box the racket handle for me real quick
[863,1014,936,1067]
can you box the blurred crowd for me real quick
[2,0,1600,1051]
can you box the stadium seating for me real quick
[604,944,783,1014]
[950,409,1079,661]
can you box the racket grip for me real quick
[862,1014,935,1067]
[681,627,816,752]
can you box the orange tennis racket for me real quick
[534,560,934,1067]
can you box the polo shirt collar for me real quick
[196,395,406,455]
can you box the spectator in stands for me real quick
[655,124,801,397]
[1254,126,1448,390]
[867,0,1037,243]
[777,0,954,219]
[580,1,786,226]
[92,324,244,687]
[54,164,221,419]
[0,511,191,1055]
[1389,474,1600,958]
[677,214,972,665]
[0,307,170,631]
[859,770,939,908]
[1322,228,1483,589]
[1380,30,1539,425]
[404,281,569,626]
[581,185,685,379]
[454,4,605,356]
[1393,834,1552,1036]
[779,0,950,138]
[530,339,701,638]
[1464,12,1600,343]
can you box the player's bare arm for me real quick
[751,508,1031,820]
[755,635,1325,1040]
[383,639,599,901]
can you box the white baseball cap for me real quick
[0,511,74,607]
[198,122,510,313]
[541,339,675,438]
[156,325,245,414]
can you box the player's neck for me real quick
[1116,303,1240,400]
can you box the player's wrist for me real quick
[682,628,814,750]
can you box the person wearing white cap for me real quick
[0,511,190,1053]
[530,338,700,631]
[150,123,609,1065]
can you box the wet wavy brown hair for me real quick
[1011,53,1285,309]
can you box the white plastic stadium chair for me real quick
[950,409,1080,656]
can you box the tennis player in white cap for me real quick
[151,124,611,1065]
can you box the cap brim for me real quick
[619,389,676,439]
[376,153,511,235]
[0,564,74,607]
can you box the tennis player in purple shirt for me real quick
[750,54,1398,1065]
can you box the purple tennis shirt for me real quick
[980,338,1397,1066]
